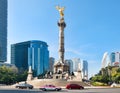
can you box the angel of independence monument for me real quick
[53,6,69,79]
[26,6,84,87]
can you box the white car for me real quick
[40,84,61,91]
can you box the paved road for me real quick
[0,88,120,93]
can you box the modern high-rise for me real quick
[65,59,73,74]
[110,52,120,66]
[11,40,49,76]
[110,52,115,65]
[72,58,81,72]
[81,60,88,80]
[0,0,7,62]
[116,52,120,62]
[49,57,55,72]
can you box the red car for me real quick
[66,84,84,89]
[39,84,61,91]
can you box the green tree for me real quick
[0,66,17,84]
[117,68,120,73]
[0,66,28,84]
[107,66,112,82]
[101,68,106,76]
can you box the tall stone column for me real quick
[53,6,69,79]
[58,18,66,63]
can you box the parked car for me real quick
[40,84,61,91]
[15,83,33,89]
[66,84,84,89]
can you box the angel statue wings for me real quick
[56,6,65,18]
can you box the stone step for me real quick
[26,79,90,88]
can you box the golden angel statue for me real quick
[56,6,65,18]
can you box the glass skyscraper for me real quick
[110,52,120,66]
[110,52,115,65]
[65,59,73,74]
[81,60,88,80]
[72,58,81,72]
[11,40,49,76]
[0,0,7,62]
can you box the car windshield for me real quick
[49,85,55,87]
[19,83,30,86]
[45,85,55,87]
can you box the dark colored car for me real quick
[15,83,33,89]
[66,84,84,89]
[40,84,61,91]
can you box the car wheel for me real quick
[29,87,33,89]
[15,86,18,88]
[43,88,46,91]
[20,87,23,89]
[28,87,31,89]
[55,89,58,91]
[69,87,72,89]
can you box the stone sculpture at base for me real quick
[27,66,33,81]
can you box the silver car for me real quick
[15,83,33,89]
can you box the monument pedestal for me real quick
[53,62,69,79]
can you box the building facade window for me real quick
[0,0,7,62]
[11,40,49,77]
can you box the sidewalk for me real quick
[84,86,111,89]
[0,85,15,89]
[0,85,113,89]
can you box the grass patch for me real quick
[91,82,107,86]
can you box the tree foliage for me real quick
[0,66,27,85]
[90,66,120,85]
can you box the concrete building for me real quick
[49,57,55,72]
[11,40,49,76]
[0,0,7,62]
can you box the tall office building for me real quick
[81,60,88,80]
[110,52,115,65]
[11,40,49,76]
[72,58,81,72]
[110,52,120,66]
[0,0,7,62]
[65,59,73,74]
[115,52,120,62]
[49,57,55,72]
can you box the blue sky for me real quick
[8,0,120,77]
